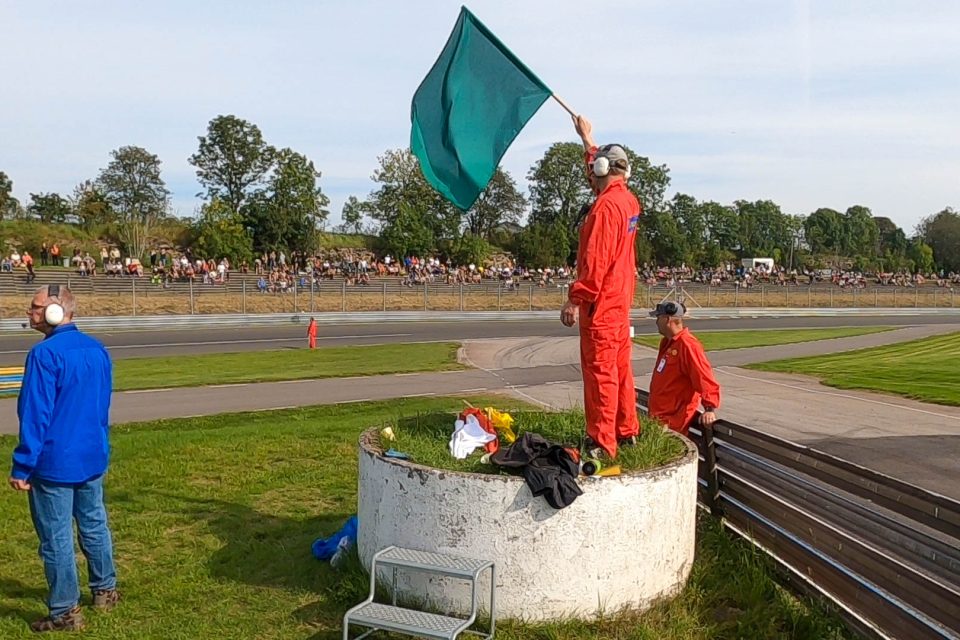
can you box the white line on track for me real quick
[123,388,174,394]
[402,392,436,398]
[336,398,371,404]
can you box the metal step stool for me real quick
[343,546,495,640]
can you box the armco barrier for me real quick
[636,389,960,640]
[3,307,960,333]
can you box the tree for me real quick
[514,222,570,268]
[192,198,254,263]
[243,148,329,255]
[668,193,699,265]
[71,181,115,230]
[189,115,275,215]
[623,149,671,216]
[841,205,879,259]
[642,209,686,265]
[735,200,792,259]
[449,234,494,267]
[803,208,843,256]
[367,148,461,249]
[0,171,18,221]
[527,142,593,235]
[338,196,366,234]
[380,202,437,259]
[907,238,935,273]
[462,168,526,239]
[96,145,170,260]
[700,201,739,267]
[27,192,72,224]
[918,207,960,272]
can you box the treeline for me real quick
[1,114,958,273]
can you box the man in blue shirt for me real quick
[8,285,119,632]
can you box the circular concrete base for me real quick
[357,430,698,621]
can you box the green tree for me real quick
[338,195,366,234]
[668,193,700,265]
[243,148,329,254]
[27,192,72,224]
[192,198,254,263]
[700,201,739,267]
[190,115,275,215]
[803,208,843,256]
[368,148,460,247]
[448,234,494,267]
[380,202,437,259]
[642,209,686,265]
[527,142,593,235]
[875,216,908,258]
[623,149,671,215]
[71,181,115,230]
[735,200,792,259]
[463,168,526,240]
[514,222,570,268]
[842,205,879,259]
[96,145,170,260]
[918,207,960,272]
[0,171,18,221]
[907,238,935,273]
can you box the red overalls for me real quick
[568,158,642,458]
[648,328,721,435]
[307,318,317,349]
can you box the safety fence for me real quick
[1,272,957,318]
[636,389,960,640]
[0,367,23,396]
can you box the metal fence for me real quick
[635,389,960,640]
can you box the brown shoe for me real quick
[30,606,85,632]
[92,589,120,611]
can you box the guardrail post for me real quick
[424,283,429,311]
[132,279,137,317]
[497,282,502,311]
[734,286,738,307]
[242,280,247,314]
[874,288,878,307]
[915,287,919,308]
[189,279,195,315]
[829,287,833,307]
[707,286,712,306]
[893,288,897,307]
[341,280,346,312]
[459,283,464,311]
[309,280,314,312]
[760,286,765,307]
[807,287,811,307]
[382,281,386,312]
[702,423,722,517]
[528,285,533,310]
[784,286,788,306]
[293,280,298,312]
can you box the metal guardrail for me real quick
[636,389,960,640]
[3,307,960,333]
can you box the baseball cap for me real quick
[649,301,687,317]
[593,144,630,172]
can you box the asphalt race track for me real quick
[2,314,958,365]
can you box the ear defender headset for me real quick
[591,144,632,179]
[44,284,65,326]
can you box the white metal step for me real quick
[347,602,468,639]
[376,546,492,578]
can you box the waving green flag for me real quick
[411,6,552,211]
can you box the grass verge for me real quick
[0,397,851,639]
[748,331,960,406]
[633,326,892,351]
[111,342,463,391]
[386,408,685,474]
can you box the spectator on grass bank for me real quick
[40,242,49,266]
[23,251,36,283]
[8,285,120,632]
[647,302,721,435]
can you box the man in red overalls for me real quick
[307,317,317,350]
[561,115,641,459]
[647,302,721,435]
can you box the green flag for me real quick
[411,6,552,211]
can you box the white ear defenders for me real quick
[591,145,631,179]
[45,284,65,326]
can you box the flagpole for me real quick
[551,94,577,117]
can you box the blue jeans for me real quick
[28,475,117,617]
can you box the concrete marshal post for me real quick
[357,429,699,621]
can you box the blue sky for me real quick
[2,0,957,233]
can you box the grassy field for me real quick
[749,332,960,406]
[387,408,686,473]
[0,397,851,639]
[633,327,892,351]
[111,342,463,391]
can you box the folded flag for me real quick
[411,6,552,210]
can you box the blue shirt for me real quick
[12,324,113,483]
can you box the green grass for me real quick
[112,342,463,391]
[633,326,892,351]
[0,397,852,639]
[749,331,960,406]
[387,408,686,474]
